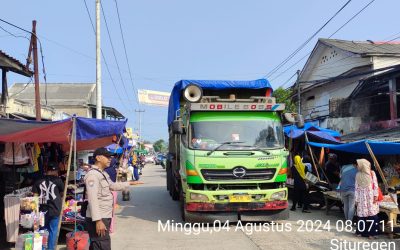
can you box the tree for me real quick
[153,139,167,153]
[273,87,296,112]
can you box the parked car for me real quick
[144,155,155,164]
[155,154,166,165]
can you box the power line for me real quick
[263,0,352,79]
[278,72,298,89]
[270,52,310,84]
[100,2,136,109]
[9,77,33,98]
[269,0,376,85]
[113,0,140,105]
[82,0,130,112]
[38,38,48,105]
[276,33,400,88]
[0,18,49,105]
[328,0,376,38]
[300,64,400,85]
[0,24,29,41]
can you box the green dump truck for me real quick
[167,79,293,222]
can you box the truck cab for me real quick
[167,79,290,222]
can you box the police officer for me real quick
[85,148,142,250]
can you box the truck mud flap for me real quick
[239,208,289,222]
[185,211,239,224]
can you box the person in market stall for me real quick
[338,160,358,222]
[290,155,311,213]
[354,159,380,239]
[325,153,341,188]
[32,162,64,250]
[85,148,143,250]
[128,151,140,181]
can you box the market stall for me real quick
[308,139,400,237]
[0,116,127,249]
[284,123,341,208]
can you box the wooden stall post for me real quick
[365,141,389,191]
[304,132,320,180]
[55,117,76,246]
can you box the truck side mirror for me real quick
[172,120,184,134]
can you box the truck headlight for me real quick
[270,191,286,200]
[190,193,209,201]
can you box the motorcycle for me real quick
[308,181,331,209]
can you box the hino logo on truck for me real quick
[232,167,246,178]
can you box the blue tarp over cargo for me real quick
[308,140,400,155]
[167,79,272,126]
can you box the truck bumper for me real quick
[184,201,289,222]
[186,200,288,212]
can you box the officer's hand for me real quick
[96,220,107,237]
[129,181,144,185]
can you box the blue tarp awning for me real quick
[308,140,400,155]
[284,122,341,143]
[0,117,127,151]
[284,122,341,138]
[106,144,124,154]
[167,79,272,126]
[75,117,127,141]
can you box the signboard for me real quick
[138,89,170,107]
[125,127,133,139]
[190,102,285,111]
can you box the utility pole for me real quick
[96,0,102,119]
[135,109,145,141]
[1,69,9,118]
[31,20,41,121]
[296,70,301,115]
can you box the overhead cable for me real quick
[263,0,352,79]
[82,0,130,112]
[114,0,140,105]
[100,2,136,108]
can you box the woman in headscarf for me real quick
[355,159,380,238]
[290,155,311,213]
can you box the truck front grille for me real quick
[201,168,276,181]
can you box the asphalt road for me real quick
[111,164,399,250]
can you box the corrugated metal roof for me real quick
[9,83,96,106]
[320,38,400,56]
[0,49,33,77]
[341,127,400,142]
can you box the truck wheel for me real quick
[171,177,180,201]
[180,190,186,222]
[166,163,171,192]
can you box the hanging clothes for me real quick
[4,195,20,242]
[3,142,30,165]
[33,143,40,172]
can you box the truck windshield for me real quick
[190,120,284,150]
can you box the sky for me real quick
[1,0,400,142]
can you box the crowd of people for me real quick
[289,152,395,239]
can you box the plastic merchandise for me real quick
[66,231,90,250]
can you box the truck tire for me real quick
[166,162,171,192]
[171,177,180,201]
[180,190,186,222]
